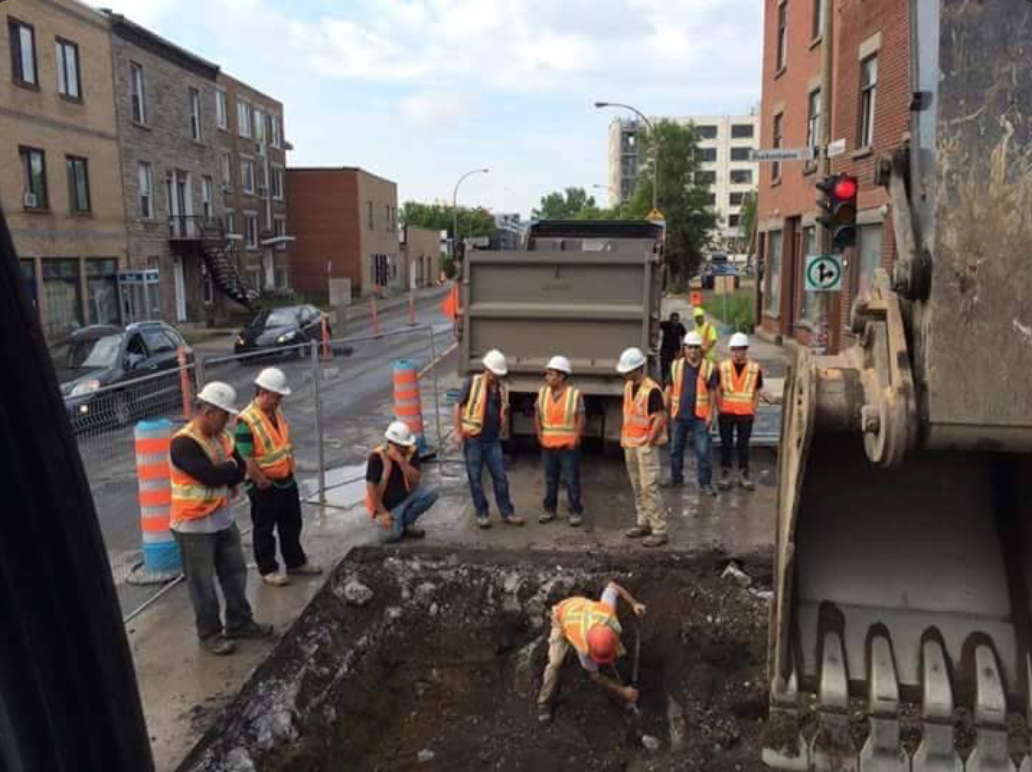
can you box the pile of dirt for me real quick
[179,547,772,772]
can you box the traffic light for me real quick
[816,174,858,251]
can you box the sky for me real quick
[95,0,763,218]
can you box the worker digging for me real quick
[535,354,586,527]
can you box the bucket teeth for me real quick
[813,631,858,771]
[763,669,810,771]
[912,639,962,772]
[967,644,1011,772]
[859,634,908,771]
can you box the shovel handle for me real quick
[632,618,642,686]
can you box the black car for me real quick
[234,304,329,357]
[51,322,194,432]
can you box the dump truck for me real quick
[458,219,665,441]
[764,2,1032,769]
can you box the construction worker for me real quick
[365,421,439,543]
[666,331,719,494]
[693,306,719,362]
[236,368,322,588]
[534,355,586,527]
[455,349,524,528]
[537,580,646,723]
[617,347,668,547]
[717,332,764,491]
[169,382,273,656]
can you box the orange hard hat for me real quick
[586,625,619,665]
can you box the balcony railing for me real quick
[168,215,223,241]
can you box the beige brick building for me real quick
[400,226,441,289]
[1,0,128,336]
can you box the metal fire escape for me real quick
[168,216,258,310]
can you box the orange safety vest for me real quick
[169,421,235,527]
[555,597,623,656]
[461,373,509,437]
[719,359,761,416]
[238,401,295,480]
[621,377,666,448]
[670,359,716,421]
[364,444,416,526]
[536,385,581,449]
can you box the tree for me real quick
[623,120,719,288]
[737,190,758,254]
[532,187,597,220]
[399,201,495,241]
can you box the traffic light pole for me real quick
[817,0,834,353]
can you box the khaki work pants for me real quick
[624,444,666,535]
[537,614,570,706]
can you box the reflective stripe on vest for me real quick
[621,377,663,448]
[461,373,508,437]
[719,359,760,416]
[537,385,580,449]
[240,402,295,480]
[364,444,416,525]
[555,597,622,655]
[671,359,715,420]
[169,421,233,526]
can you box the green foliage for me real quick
[532,186,625,221]
[703,288,755,331]
[400,201,495,239]
[439,252,456,279]
[623,120,719,284]
[737,191,758,249]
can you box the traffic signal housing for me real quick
[816,174,858,251]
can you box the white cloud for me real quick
[399,89,476,126]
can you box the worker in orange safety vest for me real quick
[534,355,586,527]
[717,333,764,491]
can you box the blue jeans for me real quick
[670,415,713,487]
[173,523,253,641]
[542,448,583,515]
[463,438,515,518]
[389,486,439,539]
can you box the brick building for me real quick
[400,226,440,289]
[756,0,910,353]
[287,167,400,299]
[2,0,128,336]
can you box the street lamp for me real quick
[452,168,489,256]
[594,101,659,214]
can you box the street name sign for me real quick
[750,147,815,162]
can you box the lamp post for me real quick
[452,168,489,257]
[595,101,659,213]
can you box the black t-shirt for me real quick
[458,375,503,441]
[732,361,764,391]
[631,382,666,414]
[366,451,422,511]
[660,321,687,354]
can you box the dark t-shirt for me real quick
[660,321,687,354]
[675,362,720,420]
[733,361,764,391]
[631,382,666,414]
[366,451,423,511]
[458,375,503,441]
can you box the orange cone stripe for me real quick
[138,489,172,507]
[141,515,170,533]
[394,389,420,401]
[137,463,171,481]
[395,405,421,416]
[134,438,172,454]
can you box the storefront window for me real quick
[42,258,83,335]
[86,258,120,325]
[766,231,783,317]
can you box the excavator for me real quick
[764,2,1032,770]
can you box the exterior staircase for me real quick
[169,216,259,310]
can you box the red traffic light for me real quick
[833,176,858,200]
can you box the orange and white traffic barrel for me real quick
[127,418,181,585]
[393,360,426,452]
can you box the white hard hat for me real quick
[254,367,291,396]
[482,349,508,376]
[729,332,750,349]
[385,420,416,447]
[616,347,647,374]
[684,331,703,347]
[546,355,572,375]
[197,381,239,415]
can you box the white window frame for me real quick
[270,115,281,148]
[138,161,154,219]
[189,87,202,141]
[253,106,266,144]
[216,88,228,130]
[244,213,260,249]
[10,20,38,86]
[225,210,235,235]
[130,62,147,124]
[273,216,287,250]
[56,38,81,99]
[202,176,213,219]
[237,100,252,138]
[271,166,284,200]
[220,153,232,187]
[859,54,878,148]
[241,158,255,195]
[806,88,821,149]
[776,1,788,71]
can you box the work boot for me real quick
[383,530,404,544]
[739,471,755,491]
[405,526,426,539]
[700,484,719,497]
[625,525,651,539]
[661,479,684,488]
[261,572,290,587]
[717,469,733,490]
[538,511,556,524]
[200,636,236,656]
[476,515,491,529]
[288,561,323,576]
[568,513,583,528]
[224,621,274,640]
[503,514,525,527]
[642,533,669,548]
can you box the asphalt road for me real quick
[76,289,454,616]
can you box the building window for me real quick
[859,55,878,147]
[138,162,154,219]
[728,214,741,228]
[271,167,284,200]
[696,125,718,140]
[776,1,788,71]
[730,169,754,185]
[812,0,824,39]
[368,201,374,230]
[220,153,232,187]
[274,217,287,250]
[19,146,48,209]
[216,89,228,130]
[245,215,259,249]
[772,112,784,180]
[237,100,252,138]
[800,226,819,323]
[699,147,717,163]
[731,124,754,139]
[696,170,717,186]
[86,258,120,325]
[56,38,81,100]
[271,115,281,148]
[189,87,202,141]
[66,156,90,214]
[855,223,884,300]
[130,62,146,124]
[9,19,38,86]
[253,107,265,144]
[42,258,83,335]
[806,88,821,149]
[241,159,255,194]
[225,211,235,235]
[275,266,289,289]
[730,147,752,162]
[767,231,783,316]
[202,176,213,219]
[729,192,745,207]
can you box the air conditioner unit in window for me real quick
[23,192,38,208]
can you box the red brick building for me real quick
[756,0,910,353]
[286,167,400,299]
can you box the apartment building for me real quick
[756,0,909,353]
[606,114,760,250]
[1,0,128,337]
[215,72,291,295]
[287,168,400,299]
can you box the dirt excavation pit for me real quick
[180,547,773,772]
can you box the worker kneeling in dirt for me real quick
[537,581,646,723]
[365,421,439,543]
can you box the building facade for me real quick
[756,0,909,353]
[400,226,440,289]
[2,0,128,337]
[287,167,400,299]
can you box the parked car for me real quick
[234,304,329,358]
[51,322,194,432]
[700,254,741,290]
